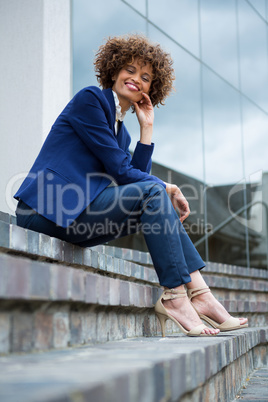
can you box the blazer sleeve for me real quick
[131,141,153,173]
[67,88,166,188]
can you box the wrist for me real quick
[140,125,153,145]
[165,183,180,195]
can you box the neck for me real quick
[112,88,130,114]
[117,96,130,114]
[120,103,130,114]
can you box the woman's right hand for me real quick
[133,92,154,145]
[133,92,154,127]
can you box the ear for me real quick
[112,71,118,82]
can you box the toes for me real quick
[210,328,219,335]
[239,317,248,325]
[202,327,219,335]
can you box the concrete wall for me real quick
[0,0,71,214]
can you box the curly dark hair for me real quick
[94,34,175,107]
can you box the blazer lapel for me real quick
[102,88,116,135]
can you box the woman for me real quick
[15,34,248,337]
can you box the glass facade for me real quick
[72,0,268,268]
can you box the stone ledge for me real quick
[92,245,268,280]
[0,252,267,354]
[203,273,268,292]
[206,261,268,280]
[1,213,268,282]
[0,253,161,307]
[0,221,160,285]
[0,220,267,293]
[0,211,16,225]
[91,244,153,265]
[0,214,267,354]
[1,253,267,312]
[0,328,267,402]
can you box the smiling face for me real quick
[112,58,153,113]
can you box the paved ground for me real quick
[0,329,266,402]
[0,333,232,402]
[234,368,268,401]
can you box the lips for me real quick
[125,82,139,91]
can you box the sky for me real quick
[72,0,268,186]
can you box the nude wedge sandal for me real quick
[187,287,248,331]
[155,288,218,337]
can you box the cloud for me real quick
[72,0,268,185]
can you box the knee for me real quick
[144,181,166,197]
[142,181,168,211]
[128,181,166,200]
[144,181,166,193]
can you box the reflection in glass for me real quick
[202,66,243,185]
[72,0,146,94]
[246,0,267,19]
[242,98,268,268]
[122,0,146,16]
[243,98,268,179]
[71,0,268,268]
[145,26,203,182]
[148,0,199,57]
[200,0,239,88]
[238,0,268,111]
[202,65,248,266]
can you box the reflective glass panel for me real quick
[72,0,147,94]
[144,25,203,181]
[202,66,248,265]
[238,0,268,111]
[123,0,146,16]
[243,97,268,179]
[200,0,239,88]
[148,0,199,58]
[247,0,267,19]
[202,66,243,185]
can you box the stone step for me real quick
[0,327,267,402]
[233,367,268,401]
[1,219,267,296]
[0,219,158,283]
[0,247,267,354]
[0,211,267,355]
[0,252,161,354]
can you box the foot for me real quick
[163,293,220,335]
[189,289,248,326]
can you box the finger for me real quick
[179,204,190,215]
[141,92,149,99]
[141,92,152,104]
[179,210,190,222]
[180,214,188,223]
[133,102,140,114]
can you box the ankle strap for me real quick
[162,288,186,300]
[187,287,211,300]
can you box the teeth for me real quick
[127,83,138,90]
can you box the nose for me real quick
[132,73,141,84]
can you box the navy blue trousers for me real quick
[16,181,205,288]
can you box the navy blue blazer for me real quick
[15,86,165,227]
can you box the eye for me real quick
[126,68,134,73]
[142,76,150,82]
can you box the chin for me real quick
[130,93,143,103]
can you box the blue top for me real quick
[14,86,165,227]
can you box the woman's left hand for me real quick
[133,92,154,128]
[165,183,190,222]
